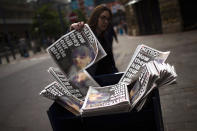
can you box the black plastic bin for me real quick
[47,73,164,131]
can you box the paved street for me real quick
[0,30,197,131]
[0,54,54,131]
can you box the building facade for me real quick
[0,0,34,36]
[119,0,197,35]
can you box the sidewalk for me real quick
[0,48,49,65]
[113,30,197,131]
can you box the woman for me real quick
[70,5,118,76]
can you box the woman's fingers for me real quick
[79,21,84,29]
[70,21,84,31]
[76,22,84,30]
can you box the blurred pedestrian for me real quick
[118,23,123,35]
[46,37,52,47]
[30,38,37,54]
[122,20,128,35]
[19,35,29,57]
[70,4,118,76]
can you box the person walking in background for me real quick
[70,5,118,76]
[122,20,128,35]
[118,23,123,35]
[19,35,29,57]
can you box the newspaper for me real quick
[40,82,64,100]
[48,67,100,100]
[40,24,177,116]
[40,24,108,116]
[80,83,130,117]
[68,70,100,97]
[135,62,177,111]
[40,81,83,116]
[129,63,158,110]
[48,67,83,99]
[119,44,170,86]
[80,59,177,116]
[47,24,106,79]
[130,60,177,111]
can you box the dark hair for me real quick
[87,5,112,32]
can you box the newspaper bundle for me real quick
[129,61,177,111]
[39,24,177,117]
[134,61,177,111]
[81,83,130,116]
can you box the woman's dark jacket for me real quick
[87,30,118,76]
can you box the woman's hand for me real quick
[70,21,84,31]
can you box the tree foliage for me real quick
[32,3,68,38]
[73,9,87,23]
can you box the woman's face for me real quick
[97,10,110,33]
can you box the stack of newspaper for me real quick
[39,24,177,117]
[129,61,177,111]
[81,83,130,116]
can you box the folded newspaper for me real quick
[81,83,130,116]
[39,24,177,117]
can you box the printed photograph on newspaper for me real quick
[82,83,129,110]
[47,24,106,78]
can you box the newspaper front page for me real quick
[119,44,170,85]
[47,24,106,79]
[81,83,130,117]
